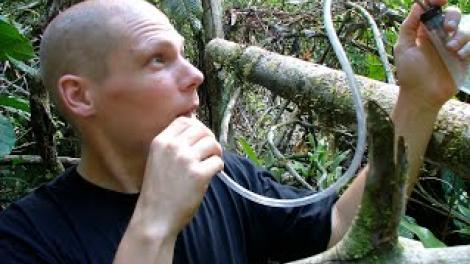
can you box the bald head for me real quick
[40,0,169,108]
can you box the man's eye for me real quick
[151,56,165,65]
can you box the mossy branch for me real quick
[286,102,470,264]
[205,39,470,178]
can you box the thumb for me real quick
[397,3,425,51]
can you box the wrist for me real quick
[129,199,180,240]
[396,87,443,114]
[114,210,177,264]
[126,218,177,246]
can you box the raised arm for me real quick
[113,117,224,263]
[328,0,467,247]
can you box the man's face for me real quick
[91,12,204,154]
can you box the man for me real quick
[0,0,467,263]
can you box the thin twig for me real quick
[268,120,315,190]
[0,155,80,165]
[413,182,470,226]
[256,100,290,154]
[317,11,351,65]
[274,108,299,151]
[346,1,396,84]
[219,86,242,148]
[409,197,470,226]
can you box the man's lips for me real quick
[178,105,199,118]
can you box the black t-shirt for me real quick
[0,152,337,263]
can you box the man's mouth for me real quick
[181,111,196,118]
[178,105,199,118]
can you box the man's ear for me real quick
[57,74,96,117]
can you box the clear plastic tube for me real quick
[217,0,367,207]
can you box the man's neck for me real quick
[77,142,146,193]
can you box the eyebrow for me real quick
[133,35,185,61]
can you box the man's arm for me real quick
[328,0,465,248]
[328,97,441,247]
[113,117,224,263]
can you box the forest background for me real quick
[0,0,469,250]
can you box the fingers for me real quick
[444,6,461,32]
[178,119,214,146]
[396,3,424,51]
[447,27,470,58]
[425,0,447,7]
[156,117,212,145]
[192,136,223,161]
[197,156,224,178]
[151,116,222,164]
[447,29,470,51]
[457,42,470,60]
[157,117,193,140]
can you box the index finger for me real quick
[444,6,461,32]
[157,117,193,140]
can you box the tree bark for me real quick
[202,0,224,43]
[27,0,84,176]
[28,77,64,177]
[202,0,227,136]
[1,155,79,166]
[287,102,470,263]
[205,39,470,178]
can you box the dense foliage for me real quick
[0,0,469,248]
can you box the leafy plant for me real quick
[0,15,34,61]
[159,0,203,31]
[0,15,35,158]
[303,134,350,189]
[400,215,447,248]
[366,53,386,81]
[441,168,470,239]
[0,114,15,157]
[238,136,262,166]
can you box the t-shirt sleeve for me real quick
[0,204,59,264]
[223,152,338,263]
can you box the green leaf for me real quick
[7,55,39,77]
[238,137,260,166]
[455,226,470,236]
[366,54,386,81]
[455,227,470,236]
[0,95,30,112]
[457,204,470,218]
[160,0,202,30]
[0,16,35,61]
[399,215,416,239]
[400,216,446,248]
[290,160,307,176]
[184,0,203,19]
[0,114,16,157]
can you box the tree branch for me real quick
[1,155,79,165]
[205,39,470,178]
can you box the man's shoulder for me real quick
[221,151,260,184]
[0,167,81,264]
[222,151,262,174]
[218,151,289,203]
[0,166,77,232]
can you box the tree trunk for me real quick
[201,0,227,136]
[28,76,63,177]
[205,39,470,178]
[287,102,470,263]
[28,0,84,176]
[29,0,81,177]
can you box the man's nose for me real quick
[178,58,204,92]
